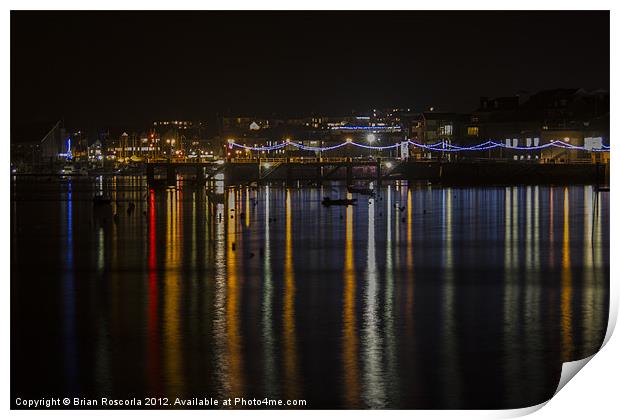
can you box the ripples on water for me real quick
[11,177,609,409]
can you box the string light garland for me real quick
[228,139,610,153]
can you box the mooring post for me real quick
[146,163,155,187]
[286,157,292,186]
[346,158,353,185]
[196,164,205,186]
[166,162,176,187]
[223,162,231,187]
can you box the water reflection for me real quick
[361,196,385,408]
[147,189,160,394]
[342,194,360,407]
[11,179,610,409]
[164,189,183,395]
[405,189,414,326]
[503,187,520,402]
[591,188,606,356]
[213,198,227,396]
[441,188,460,407]
[262,186,276,396]
[561,188,573,361]
[61,180,77,393]
[283,189,300,398]
[383,185,399,405]
[225,189,243,397]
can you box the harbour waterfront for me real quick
[11,177,609,409]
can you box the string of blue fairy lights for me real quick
[228,139,610,153]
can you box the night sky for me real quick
[11,11,609,131]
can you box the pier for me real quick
[144,158,609,187]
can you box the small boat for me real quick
[93,195,112,206]
[322,197,357,206]
[347,185,375,196]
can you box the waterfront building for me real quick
[473,88,610,162]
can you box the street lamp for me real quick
[367,134,376,143]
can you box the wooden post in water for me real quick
[166,162,176,187]
[286,158,292,186]
[196,164,205,186]
[146,163,155,187]
[346,158,353,185]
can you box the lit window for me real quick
[467,126,479,136]
[439,124,453,136]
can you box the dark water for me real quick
[11,177,609,409]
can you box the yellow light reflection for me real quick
[549,188,554,265]
[226,189,243,396]
[245,187,250,228]
[561,188,573,361]
[283,189,299,398]
[405,188,414,324]
[343,200,359,407]
[164,189,183,395]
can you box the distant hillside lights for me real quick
[154,120,193,129]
